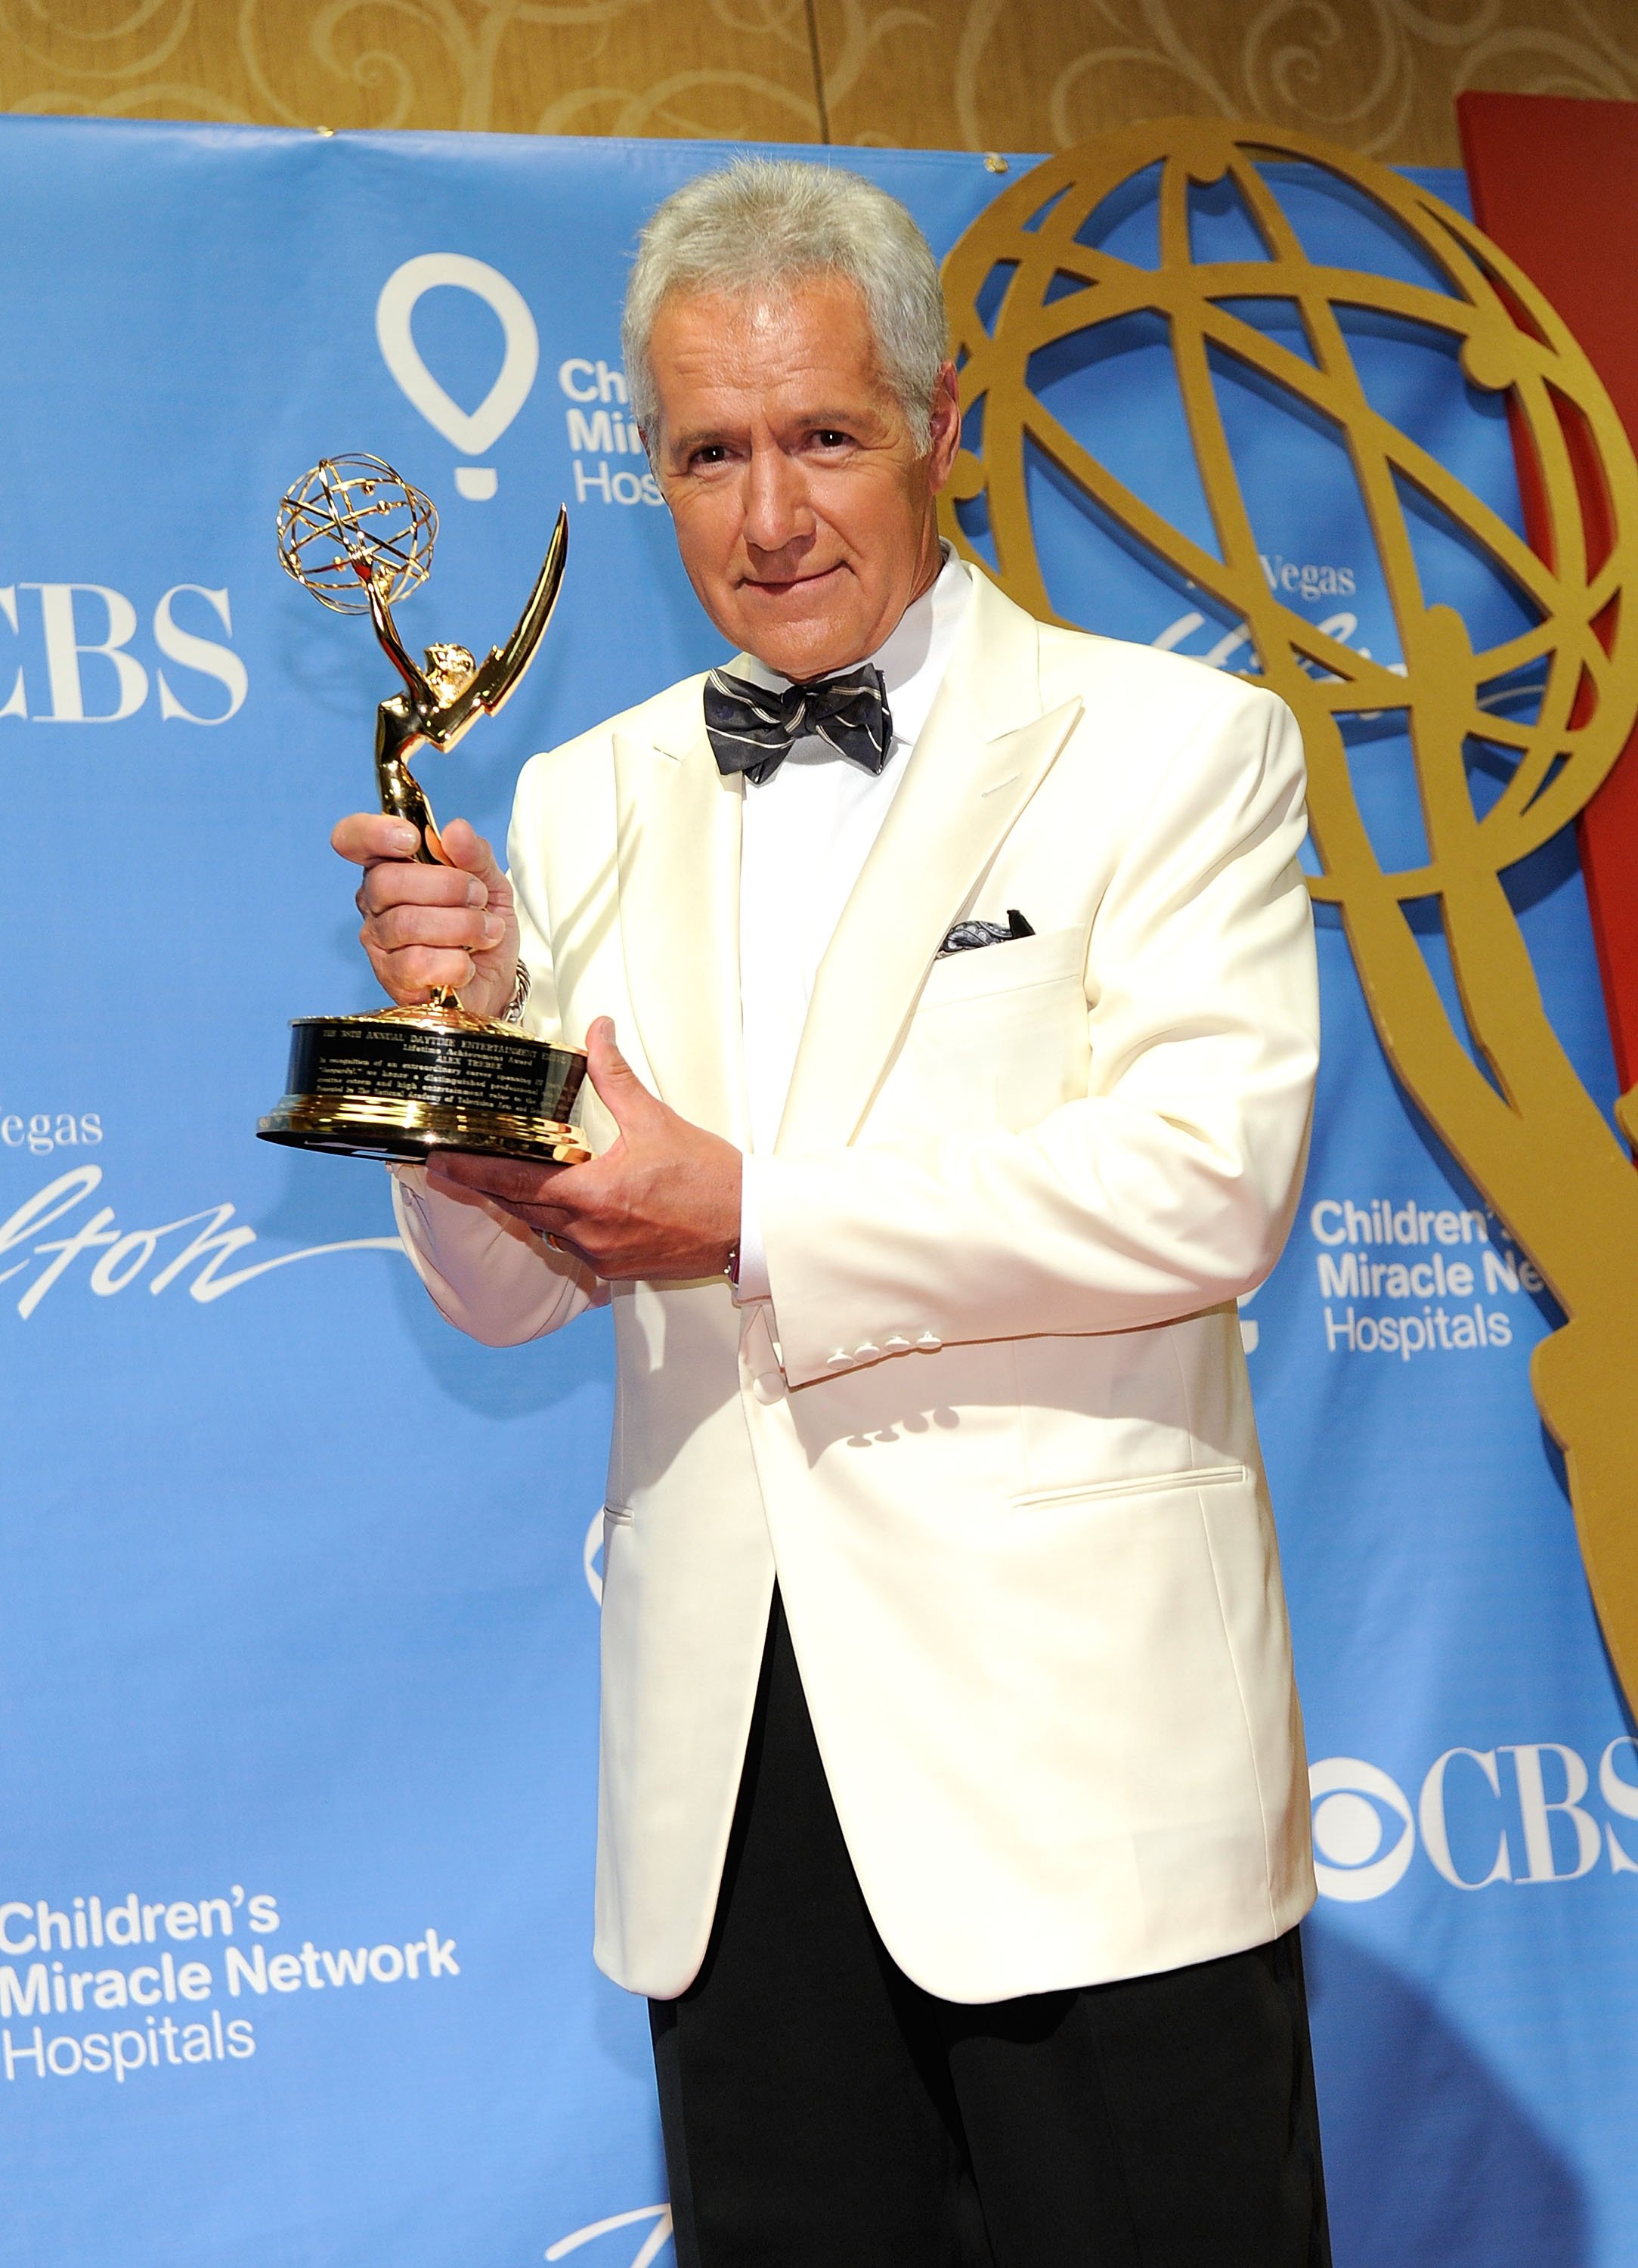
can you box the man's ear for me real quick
[925,361,963,493]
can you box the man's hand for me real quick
[331,811,520,1023]
[428,1019,742,1281]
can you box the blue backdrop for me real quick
[2,117,1633,2268]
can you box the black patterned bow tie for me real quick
[704,664,894,785]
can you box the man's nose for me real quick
[742,444,813,556]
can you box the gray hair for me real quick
[622,157,949,451]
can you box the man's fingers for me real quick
[426,1173,577,1246]
[439,816,506,891]
[368,945,479,999]
[358,860,488,917]
[333,811,421,867]
[337,810,516,1021]
[367,900,506,955]
[428,1151,571,1209]
[333,810,506,898]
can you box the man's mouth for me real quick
[742,562,844,597]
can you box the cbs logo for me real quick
[1311,1740,1638,1898]
[1308,1758,1416,1902]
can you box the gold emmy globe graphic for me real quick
[259,454,590,1165]
[941,121,1638,1701]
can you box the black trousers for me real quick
[651,1596,1331,2267]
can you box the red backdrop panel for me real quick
[1459,91,1638,1101]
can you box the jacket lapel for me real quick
[778,575,1083,1152]
[612,710,748,1146]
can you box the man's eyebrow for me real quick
[668,423,735,457]
[670,407,867,455]
[782,407,872,432]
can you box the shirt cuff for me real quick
[732,1151,773,1305]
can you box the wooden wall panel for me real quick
[0,0,1635,166]
[814,0,1638,169]
[0,0,824,142]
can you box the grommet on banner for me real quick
[983,153,1008,173]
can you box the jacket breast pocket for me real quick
[920,923,1088,1007]
[899,925,1091,1132]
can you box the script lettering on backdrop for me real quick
[939,119,1638,1705]
[0,1163,401,1317]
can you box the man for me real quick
[336,158,1327,2266]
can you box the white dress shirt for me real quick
[732,545,972,1301]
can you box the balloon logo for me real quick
[375,253,539,500]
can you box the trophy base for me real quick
[258,1004,590,1166]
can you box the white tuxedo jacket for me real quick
[394,565,1321,2003]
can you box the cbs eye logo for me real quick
[1308,1758,1416,1902]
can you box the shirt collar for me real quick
[734,543,972,752]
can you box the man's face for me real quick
[646,274,961,681]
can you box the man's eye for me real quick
[689,445,729,469]
[814,429,851,448]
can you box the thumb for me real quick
[585,1017,655,1128]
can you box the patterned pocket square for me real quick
[938,909,1036,956]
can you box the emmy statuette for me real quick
[259,455,590,1165]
